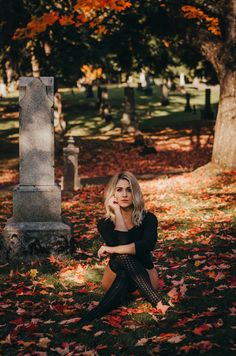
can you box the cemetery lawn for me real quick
[0,84,235,354]
[0,163,235,355]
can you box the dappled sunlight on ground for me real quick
[0,163,235,354]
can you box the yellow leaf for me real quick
[30,269,38,278]
[37,337,51,349]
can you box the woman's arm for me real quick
[109,197,128,231]
[98,242,136,258]
[114,207,128,231]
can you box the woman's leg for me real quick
[79,269,132,324]
[101,264,117,292]
[109,254,170,307]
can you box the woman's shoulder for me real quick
[142,211,158,223]
[97,216,114,229]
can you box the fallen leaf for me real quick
[167,334,186,343]
[135,337,149,346]
[37,337,51,349]
[193,323,212,335]
[154,301,170,315]
[82,324,94,331]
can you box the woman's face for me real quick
[114,179,133,209]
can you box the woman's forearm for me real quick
[114,208,128,231]
[111,243,136,255]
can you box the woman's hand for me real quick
[108,196,120,211]
[98,245,114,259]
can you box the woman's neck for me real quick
[121,207,133,219]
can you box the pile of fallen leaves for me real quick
[0,162,235,354]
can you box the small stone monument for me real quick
[139,70,147,88]
[201,88,214,120]
[2,77,72,261]
[192,77,200,89]
[161,83,169,106]
[179,73,185,88]
[184,93,192,112]
[97,85,103,108]
[62,136,80,191]
[85,84,94,98]
[99,87,112,123]
[0,80,7,97]
[121,87,138,133]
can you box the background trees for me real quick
[1,0,235,169]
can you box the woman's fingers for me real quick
[98,246,107,259]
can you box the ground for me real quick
[0,84,235,355]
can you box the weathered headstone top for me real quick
[19,77,54,186]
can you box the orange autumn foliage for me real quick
[81,64,103,84]
[182,5,221,36]
[13,0,131,39]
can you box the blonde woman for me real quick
[79,171,171,324]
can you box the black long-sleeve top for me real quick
[97,211,158,270]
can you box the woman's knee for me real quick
[109,254,135,271]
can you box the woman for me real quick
[79,171,171,324]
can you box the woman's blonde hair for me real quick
[104,171,145,226]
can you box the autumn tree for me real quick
[145,0,236,169]
[11,0,236,169]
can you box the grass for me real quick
[0,83,219,139]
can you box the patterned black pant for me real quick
[79,254,166,323]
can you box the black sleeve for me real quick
[134,213,158,255]
[97,218,130,247]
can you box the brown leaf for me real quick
[82,324,94,331]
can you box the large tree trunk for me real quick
[195,0,236,169]
[212,71,236,169]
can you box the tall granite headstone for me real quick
[2,77,71,261]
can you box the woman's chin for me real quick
[120,203,132,209]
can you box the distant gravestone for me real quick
[0,81,7,97]
[184,93,192,112]
[139,70,147,88]
[2,77,72,261]
[121,87,138,133]
[97,86,103,108]
[62,136,80,191]
[86,84,94,98]
[99,87,112,123]
[192,77,200,89]
[179,73,185,88]
[161,84,169,106]
[201,88,214,120]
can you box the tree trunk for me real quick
[212,70,236,170]
[30,44,40,77]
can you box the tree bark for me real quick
[212,70,236,169]
[196,18,236,169]
[30,44,40,77]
